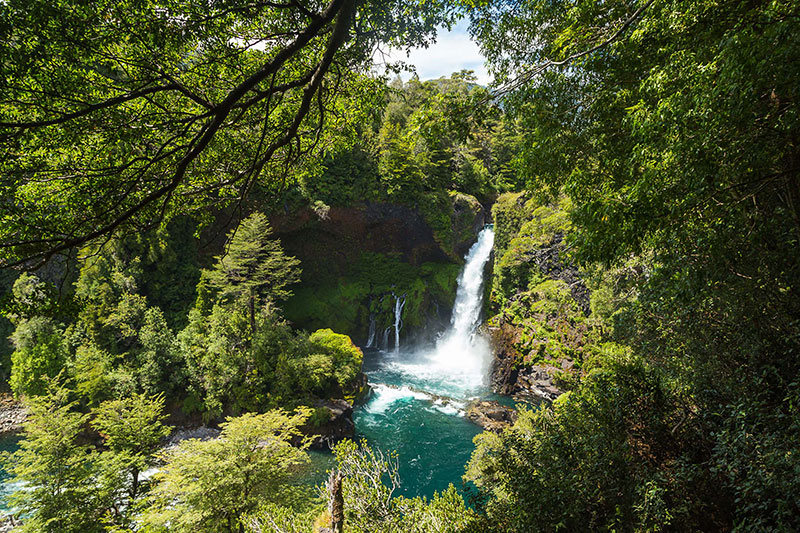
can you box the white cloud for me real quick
[372,19,491,85]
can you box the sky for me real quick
[372,19,491,85]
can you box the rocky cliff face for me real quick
[272,195,485,345]
[271,203,452,274]
[488,321,569,405]
[521,232,590,316]
[486,193,592,405]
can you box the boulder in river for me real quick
[301,399,356,450]
[466,400,518,433]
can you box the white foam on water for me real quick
[366,383,433,415]
[430,399,463,417]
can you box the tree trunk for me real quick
[131,467,139,501]
[328,470,344,533]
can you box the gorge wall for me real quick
[272,192,485,346]
[486,192,594,404]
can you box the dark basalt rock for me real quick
[466,400,518,432]
[526,233,590,316]
[488,324,565,405]
[302,398,356,450]
[512,366,563,404]
[271,203,451,277]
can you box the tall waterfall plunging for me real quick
[376,225,495,395]
[428,226,495,387]
[353,226,497,498]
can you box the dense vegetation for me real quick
[464,0,800,531]
[0,0,798,531]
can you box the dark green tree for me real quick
[205,212,301,335]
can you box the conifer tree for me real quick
[205,213,300,335]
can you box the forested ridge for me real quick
[0,0,798,531]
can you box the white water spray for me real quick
[379,226,495,395]
[428,226,495,388]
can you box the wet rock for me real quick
[488,324,564,406]
[466,400,518,432]
[512,365,563,404]
[271,203,451,275]
[302,399,355,450]
[0,515,22,532]
[164,426,221,450]
[0,394,26,437]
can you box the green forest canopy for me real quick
[0,0,799,531]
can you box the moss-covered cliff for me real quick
[273,193,485,345]
[487,192,596,402]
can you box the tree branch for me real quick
[490,0,654,100]
[3,0,353,269]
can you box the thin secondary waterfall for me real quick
[366,311,377,348]
[393,292,406,353]
[381,327,390,351]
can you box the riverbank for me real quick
[0,395,24,438]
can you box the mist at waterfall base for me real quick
[353,226,495,498]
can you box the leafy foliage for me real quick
[9,317,68,397]
[91,393,171,511]
[3,384,102,533]
[465,0,800,530]
[330,439,477,533]
[140,409,312,533]
[0,0,457,267]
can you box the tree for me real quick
[135,307,184,395]
[330,439,476,533]
[9,317,68,397]
[3,383,104,533]
[140,409,312,533]
[0,0,455,268]
[468,0,800,529]
[91,393,171,508]
[307,328,363,395]
[205,212,301,335]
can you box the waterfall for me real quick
[428,226,495,386]
[366,311,377,348]
[393,292,406,353]
[353,226,496,498]
[381,327,391,351]
[370,226,496,395]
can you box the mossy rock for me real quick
[417,191,485,261]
